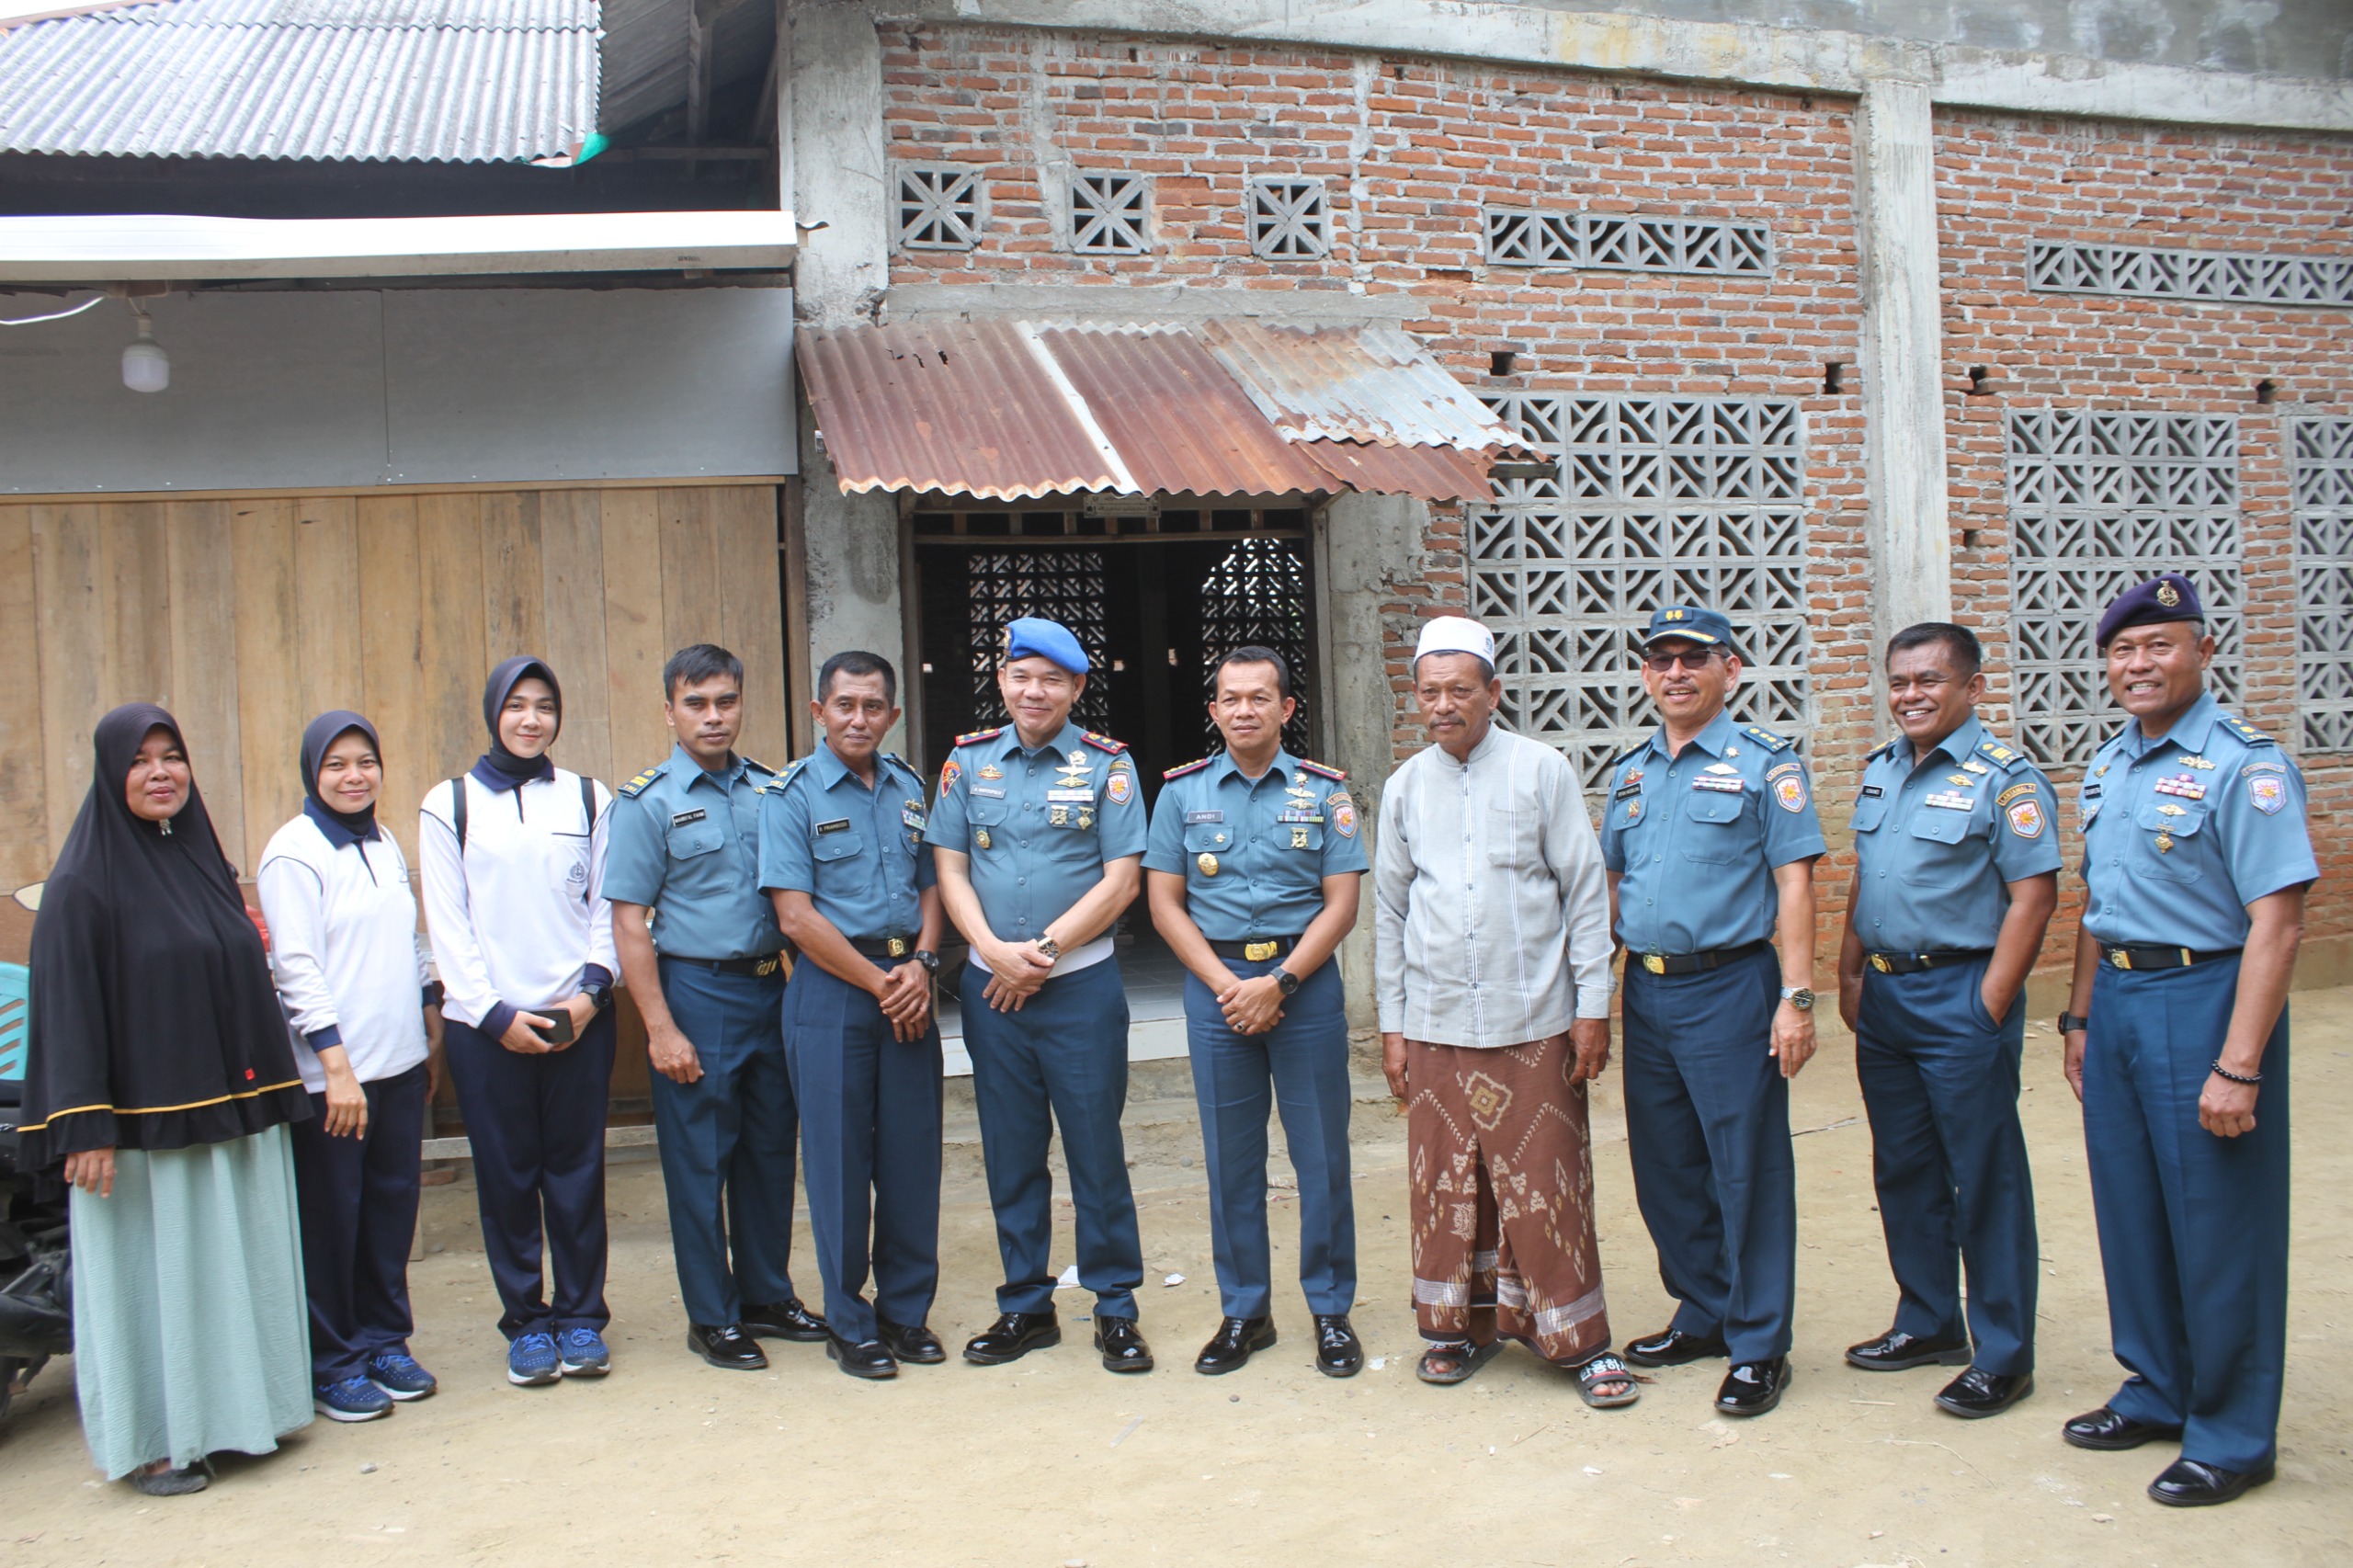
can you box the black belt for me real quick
[661,952,785,979]
[850,936,921,960]
[1209,935,1302,961]
[2100,944,2242,971]
[1866,949,1993,975]
[1628,938,1771,977]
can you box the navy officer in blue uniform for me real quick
[759,650,947,1380]
[1144,645,1368,1379]
[2059,574,2317,1507]
[606,643,824,1372]
[1603,605,1826,1417]
[926,617,1153,1373]
[1836,622,2057,1420]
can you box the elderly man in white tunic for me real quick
[1375,616,1634,1406]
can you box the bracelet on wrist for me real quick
[2209,1060,2262,1085]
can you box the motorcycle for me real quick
[0,1069,73,1426]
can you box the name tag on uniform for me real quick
[1612,784,1642,801]
[970,785,1006,799]
[1047,788,1094,802]
[670,808,707,826]
[1184,810,1224,824]
[815,818,852,835]
[1858,785,1884,799]
[1924,791,1973,811]
[1691,775,1743,793]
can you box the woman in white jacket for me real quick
[257,710,442,1424]
[419,657,619,1389]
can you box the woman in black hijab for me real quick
[17,705,313,1494]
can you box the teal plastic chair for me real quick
[0,961,26,1082]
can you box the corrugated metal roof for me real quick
[1198,317,1514,450]
[0,0,597,162]
[797,317,1499,505]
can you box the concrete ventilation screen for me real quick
[1472,394,1811,792]
[895,165,982,250]
[1483,209,1770,277]
[966,549,1112,733]
[1246,177,1330,259]
[1070,172,1150,256]
[1198,537,1313,754]
[2293,416,2353,753]
[2005,410,2244,767]
[2027,242,2353,309]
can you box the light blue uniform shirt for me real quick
[1850,714,2062,954]
[1142,748,1370,941]
[1602,708,1828,955]
[756,740,935,942]
[923,720,1145,941]
[603,744,783,962]
[2079,692,2319,950]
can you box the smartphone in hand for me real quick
[531,1007,577,1047]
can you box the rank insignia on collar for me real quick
[1725,744,1740,758]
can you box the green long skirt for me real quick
[69,1124,313,1479]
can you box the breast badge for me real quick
[1198,852,1220,877]
[974,827,992,850]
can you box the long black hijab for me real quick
[17,704,308,1164]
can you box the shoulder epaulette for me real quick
[882,752,921,779]
[2219,713,2275,748]
[954,725,1005,747]
[742,756,775,776]
[1163,756,1212,780]
[1298,758,1346,782]
[1741,725,1795,755]
[1867,740,1899,762]
[618,764,665,799]
[1083,731,1128,755]
[1973,736,2026,771]
[756,758,810,794]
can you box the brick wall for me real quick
[1936,111,2353,954]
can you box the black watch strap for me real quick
[1274,968,1301,997]
[915,949,940,973]
[2058,1011,2089,1035]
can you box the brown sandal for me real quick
[1416,1337,1503,1385]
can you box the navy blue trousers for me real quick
[784,960,944,1342]
[650,960,798,1329]
[1620,945,1795,1363]
[442,1009,616,1339]
[961,958,1142,1319]
[2085,956,2290,1471]
[290,1061,428,1384]
[1182,956,1355,1319]
[1856,957,2038,1375]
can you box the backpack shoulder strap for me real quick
[580,773,598,832]
[449,777,469,854]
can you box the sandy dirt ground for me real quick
[3,989,2349,1568]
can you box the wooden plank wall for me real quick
[0,484,789,890]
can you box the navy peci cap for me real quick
[2095,574,2204,650]
[1004,616,1090,675]
[1640,605,1737,652]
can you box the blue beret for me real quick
[1640,605,1737,651]
[1005,617,1089,675]
[2096,574,2204,649]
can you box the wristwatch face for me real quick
[1037,937,1062,960]
[915,950,939,973]
[1782,987,1814,1011]
[1275,970,1300,996]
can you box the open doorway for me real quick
[905,497,1320,1068]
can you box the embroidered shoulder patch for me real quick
[954,725,1005,746]
[1298,758,1347,782]
[2006,799,2047,838]
[1765,759,1801,781]
[1772,774,1808,813]
[1105,767,1134,806]
[937,757,961,794]
[619,767,663,799]
[1164,756,1212,779]
[1082,731,1129,755]
[1996,781,2036,807]
[1741,724,1795,755]
[2247,774,2287,815]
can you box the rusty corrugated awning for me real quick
[795,316,1508,505]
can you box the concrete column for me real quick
[1319,491,1428,1033]
[1853,75,1952,652]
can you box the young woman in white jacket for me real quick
[257,710,442,1424]
[419,657,619,1389]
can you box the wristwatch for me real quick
[2058,1011,2090,1035]
[1036,935,1063,961]
[1272,968,1302,998]
[581,981,613,1013]
[1779,986,1815,1012]
[914,949,940,974]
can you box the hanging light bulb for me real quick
[121,303,168,393]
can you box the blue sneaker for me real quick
[315,1375,394,1422]
[368,1350,438,1402]
[558,1326,610,1378]
[507,1331,562,1387]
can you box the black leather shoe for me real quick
[1313,1314,1363,1379]
[1715,1357,1791,1416]
[1193,1316,1276,1375]
[742,1298,829,1343]
[877,1319,946,1365]
[825,1333,898,1380]
[2147,1457,2274,1507]
[1934,1366,2032,1418]
[1622,1327,1730,1368]
[962,1311,1063,1366]
[1846,1328,1973,1372]
[686,1323,768,1370]
[2063,1405,2184,1451]
[1095,1316,1154,1374]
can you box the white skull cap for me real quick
[1414,615,1496,666]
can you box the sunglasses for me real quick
[1643,648,1722,673]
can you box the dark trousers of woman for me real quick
[290,1061,430,1385]
[442,1010,617,1339]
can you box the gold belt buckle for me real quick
[1869,954,1891,973]
[756,954,781,978]
[887,937,910,958]
[1642,953,1665,975]
[2109,949,2132,971]
[1245,940,1279,962]
[2178,948,2193,968]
